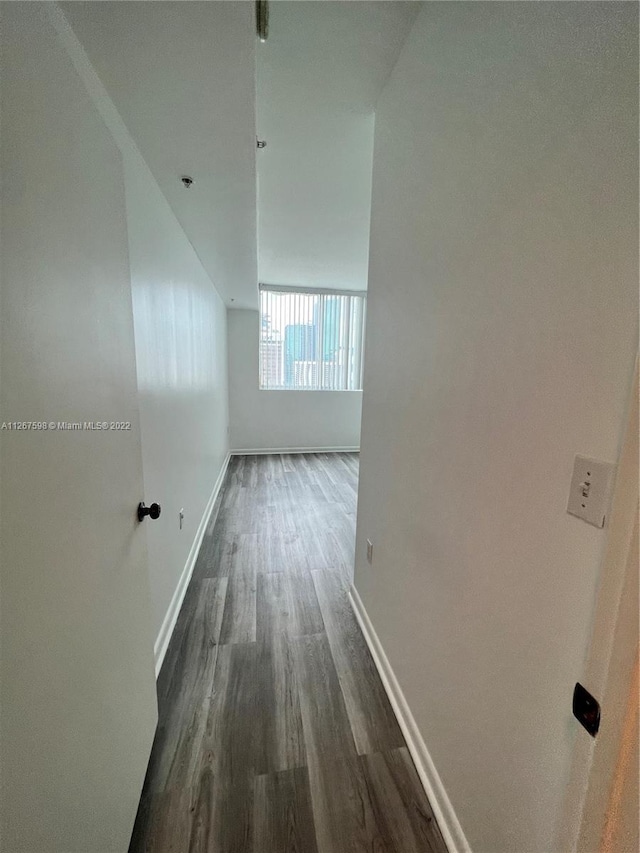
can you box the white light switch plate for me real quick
[567,455,615,528]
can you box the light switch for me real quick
[567,455,615,528]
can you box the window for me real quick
[259,285,366,390]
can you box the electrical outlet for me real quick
[567,456,615,528]
[366,539,374,564]
[179,508,184,530]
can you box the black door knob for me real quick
[138,502,161,522]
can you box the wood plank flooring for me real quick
[130,453,446,853]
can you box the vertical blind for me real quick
[259,285,366,390]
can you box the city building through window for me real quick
[259,285,366,390]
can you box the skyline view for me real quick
[259,290,365,390]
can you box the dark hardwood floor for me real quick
[130,453,446,853]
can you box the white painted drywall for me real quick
[61,1,258,308]
[228,309,362,451]
[50,6,231,645]
[1,5,158,849]
[124,157,229,642]
[257,2,418,296]
[354,4,638,853]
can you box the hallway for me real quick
[130,453,446,852]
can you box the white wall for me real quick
[52,6,231,649]
[354,4,638,853]
[61,0,258,309]
[228,309,362,451]
[124,157,229,647]
[257,2,418,296]
[1,5,160,849]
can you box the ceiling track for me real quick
[256,0,269,42]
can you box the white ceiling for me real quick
[257,1,419,294]
[62,1,258,308]
[63,1,419,309]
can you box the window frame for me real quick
[258,283,366,392]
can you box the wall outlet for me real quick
[366,539,374,564]
[567,455,615,528]
[179,508,184,530]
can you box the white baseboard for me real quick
[349,584,472,853]
[230,446,359,455]
[153,452,231,677]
